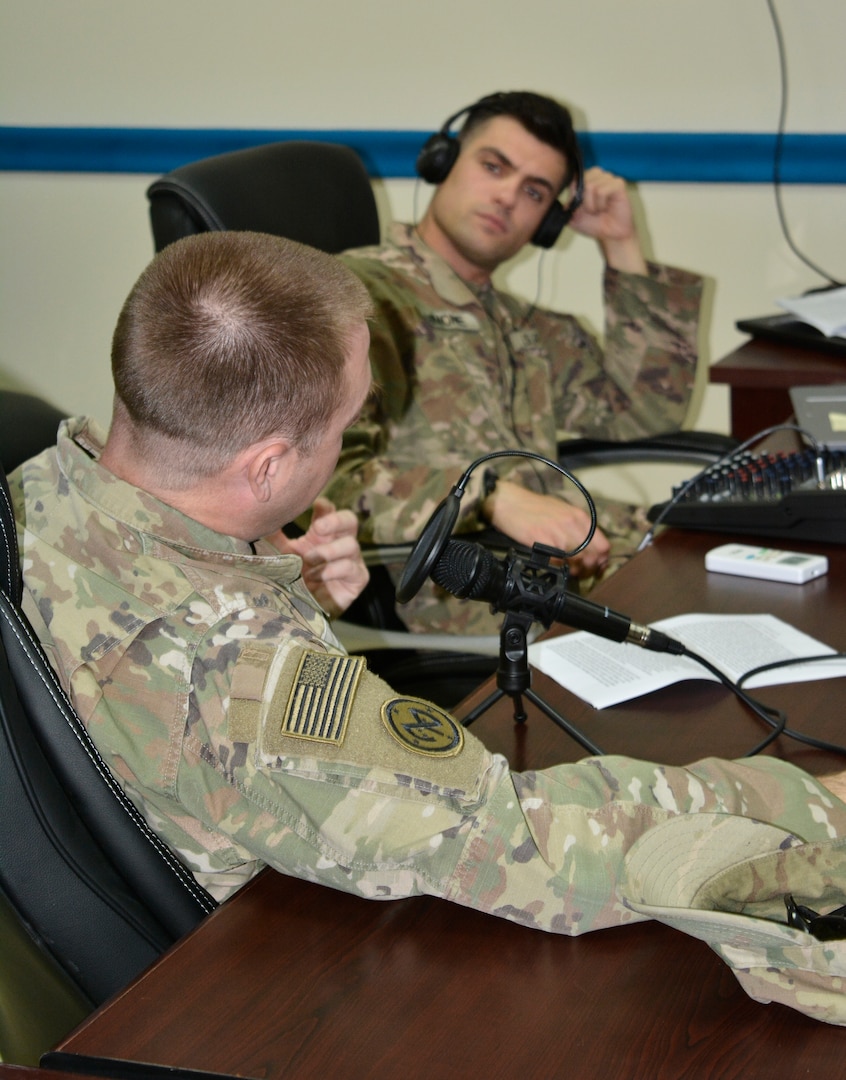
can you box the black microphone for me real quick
[431,539,683,654]
[397,448,597,604]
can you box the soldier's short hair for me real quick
[110,231,372,480]
[459,91,580,190]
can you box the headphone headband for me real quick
[415,93,584,248]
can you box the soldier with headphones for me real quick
[414,91,586,253]
[329,90,705,637]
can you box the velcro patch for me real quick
[381,696,465,757]
[506,328,542,352]
[280,651,365,745]
[426,310,481,333]
[229,643,275,743]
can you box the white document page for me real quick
[528,613,846,709]
[776,286,846,338]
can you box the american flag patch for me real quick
[280,652,364,745]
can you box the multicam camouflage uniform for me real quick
[12,420,846,1021]
[331,223,704,634]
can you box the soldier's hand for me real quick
[483,480,611,577]
[266,497,369,617]
[569,167,647,275]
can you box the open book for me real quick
[777,286,846,339]
[528,613,846,710]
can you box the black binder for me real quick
[736,312,846,358]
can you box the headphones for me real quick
[415,93,585,250]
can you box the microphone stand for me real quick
[460,607,604,756]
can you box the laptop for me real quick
[789,383,846,450]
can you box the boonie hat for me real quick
[622,814,846,1025]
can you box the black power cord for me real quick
[766,0,842,286]
[677,643,788,756]
[668,641,846,758]
[737,651,846,755]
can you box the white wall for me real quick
[1,0,844,452]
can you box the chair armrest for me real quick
[558,431,738,469]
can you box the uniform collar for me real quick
[57,418,304,586]
[389,222,482,308]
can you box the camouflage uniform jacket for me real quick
[12,421,846,966]
[332,223,704,633]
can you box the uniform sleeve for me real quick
[446,754,846,933]
[173,628,846,933]
[541,262,704,442]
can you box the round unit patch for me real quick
[381,697,465,757]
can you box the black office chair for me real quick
[0,396,216,1039]
[0,389,68,475]
[148,140,380,255]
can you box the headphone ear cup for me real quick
[531,170,584,248]
[416,133,460,184]
[531,200,569,249]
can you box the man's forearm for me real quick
[600,234,648,275]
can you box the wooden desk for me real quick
[710,337,846,440]
[52,529,846,1080]
[0,1070,105,1080]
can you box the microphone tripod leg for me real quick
[460,689,527,726]
[459,686,604,756]
[461,690,527,725]
[461,687,503,728]
[524,688,604,756]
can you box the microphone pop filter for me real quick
[396,490,462,603]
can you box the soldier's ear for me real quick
[242,439,293,503]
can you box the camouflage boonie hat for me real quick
[622,814,846,1025]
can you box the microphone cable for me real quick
[667,643,846,758]
[672,643,788,757]
[454,447,598,558]
[737,651,846,755]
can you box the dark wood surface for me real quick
[0,1070,117,1080]
[0,1070,100,1080]
[53,527,846,1080]
[710,337,846,440]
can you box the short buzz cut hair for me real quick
[110,231,372,482]
[459,90,581,190]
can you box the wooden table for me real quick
[0,1070,105,1080]
[49,527,846,1080]
[710,337,846,440]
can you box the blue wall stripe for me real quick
[0,127,844,184]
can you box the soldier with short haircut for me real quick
[11,231,846,1025]
[330,90,704,635]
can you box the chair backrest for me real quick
[1,447,215,1008]
[147,140,380,253]
[0,389,67,478]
